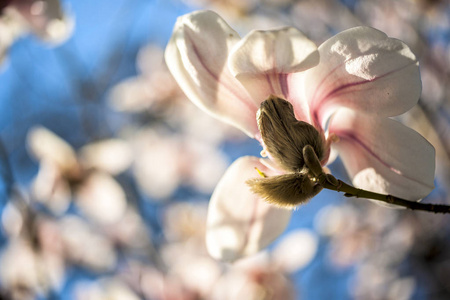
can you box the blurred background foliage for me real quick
[0,0,450,299]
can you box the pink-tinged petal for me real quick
[228,27,318,79]
[165,10,259,137]
[206,156,292,262]
[228,28,318,121]
[329,109,435,201]
[287,72,313,123]
[304,26,421,127]
[11,0,73,44]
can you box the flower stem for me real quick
[318,174,450,214]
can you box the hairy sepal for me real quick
[246,172,323,208]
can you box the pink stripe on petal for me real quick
[166,11,260,137]
[315,62,417,122]
[304,27,421,126]
[185,30,258,112]
[336,131,422,183]
[329,109,435,201]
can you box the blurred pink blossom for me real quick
[27,126,131,224]
[0,0,73,64]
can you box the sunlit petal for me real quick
[329,109,435,200]
[165,10,259,137]
[304,26,421,127]
[206,156,292,262]
[228,28,318,109]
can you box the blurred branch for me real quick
[0,136,14,198]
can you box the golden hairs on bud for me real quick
[246,172,323,208]
[257,96,325,172]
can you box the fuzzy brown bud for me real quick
[257,96,325,172]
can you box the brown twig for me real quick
[318,174,450,214]
[301,144,450,214]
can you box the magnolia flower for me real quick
[165,10,435,261]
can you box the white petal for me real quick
[304,26,421,127]
[329,109,435,201]
[79,139,133,175]
[32,160,71,215]
[75,172,127,224]
[132,130,181,200]
[228,28,318,114]
[0,240,41,290]
[60,216,117,271]
[206,156,292,262]
[165,10,259,137]
[27,126,80,177]
[1,202,24,237]
[229,27,318,76]
[272,229,318,273]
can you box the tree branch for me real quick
[317,174,450,214]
